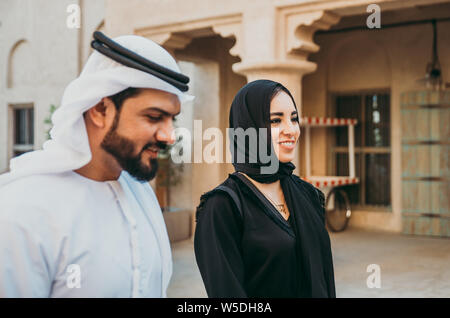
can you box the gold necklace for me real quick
[264,191,287,216]
[238,172,288,216]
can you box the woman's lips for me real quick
[278,140,296,150]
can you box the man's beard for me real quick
[101,113,166,182]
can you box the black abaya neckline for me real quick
[231,172,295,238]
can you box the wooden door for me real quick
[401,90,450,237]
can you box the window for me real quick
[330,92,391,208]
[11,105,34,157]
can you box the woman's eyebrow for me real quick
[270,112,283,116]
[270,111,298,116]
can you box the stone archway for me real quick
[7,39,34,89]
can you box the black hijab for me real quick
[228,79,336,297]
[229,79,296,183]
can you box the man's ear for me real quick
[86,97,115,128]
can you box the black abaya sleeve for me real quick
[194,192,247,297]
[315,188,326,225]
[314,185,337,297]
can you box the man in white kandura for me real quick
[0,31,193,297]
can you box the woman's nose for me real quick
[281,120,296,137]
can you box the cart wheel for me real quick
[325,188,351,232]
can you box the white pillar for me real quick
[348,124,355,178]
[305,126,311,177]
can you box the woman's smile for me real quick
[279,139,296,150]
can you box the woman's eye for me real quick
[270,118,281,124]
[271,117,299,124]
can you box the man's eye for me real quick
[147,115,162,122]
[292,116,299,122]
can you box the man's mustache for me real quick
[142,141,168,153]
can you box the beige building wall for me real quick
[0,0,104,173]
[169,60,222,212]
[170,37,247,212]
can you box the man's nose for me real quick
[156,120,176,145]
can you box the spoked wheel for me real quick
[325,188,352,232]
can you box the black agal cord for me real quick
[91,31,190,92]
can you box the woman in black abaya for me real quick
[194,80,336,298]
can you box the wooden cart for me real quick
[300,116,359,232]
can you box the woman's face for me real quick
[270,91,300,163]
